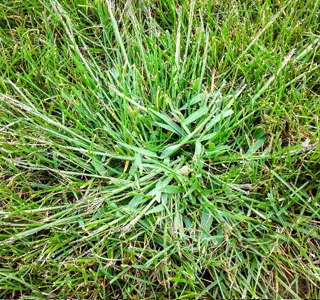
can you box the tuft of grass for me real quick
[0,0,319,298]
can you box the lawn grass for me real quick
[0,0,319,298]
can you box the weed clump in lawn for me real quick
[0,0,319,298]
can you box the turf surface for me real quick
[0,0,319,298]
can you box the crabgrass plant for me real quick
[0,0,319,298]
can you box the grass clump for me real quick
[0,0,319,298]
